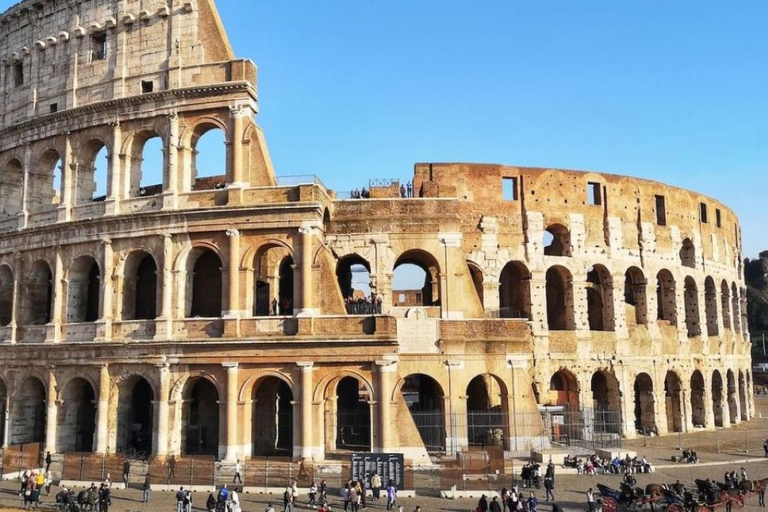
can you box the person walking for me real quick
[184,490,192,512]
[587,488,595,512]
[122,459,130,485]
[478,494,489,512]
[490,496,502,512]
[371,472,382,501]
[44,452,52,473]
[234,459,243,484]
[176,487,186,512]
[527,491,538,512]
[386,480,397,511]
[544,466,555,502]
[142,474,151,503]
[759,484,766,507]
[283,486,294,512]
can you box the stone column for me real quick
[229,105,246,186]
[529,274,548,336]
[156,234,174,340]
[96,364,110,453]
[572,281,590,334]
[446,360,467,454]
[19,143,31,228]
[297,362,314,458]
[681,387,693,433]
[296,227,315,316]
[223,363,239,461]
[153,364,170,456]
[105,121,122,215]
[45,368,58,454]
[163,113,179,210]
[9,255,21,343]
[375,360,396,452]
[57,134,73,222]
[610,275,629,339]
[654,389,669,436]
[48,249,65,343]
[225,229,241,317]
[98,239,114,341]
[482,281,500,318]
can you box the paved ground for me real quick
[1,397,768,512]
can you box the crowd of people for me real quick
[201,484,241,512]
[344,295,383,315]
[347,181,415,199]
[19,469,51,509]
[562,453,654,475]
[54,482,111,512]
[682,448,700,464]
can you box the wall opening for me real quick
[655,270,676,324]
[401,374,446,452]
[499,261,531,319]
[251,244,293,316]
[624,267,648,325]
[587,182,602,206]
[128,133,164,197]
[690,371,705,428]
[466,375,508,449]
[720,281,731,330]
[726,370,737,425]
[543,224,570,257]
[683,276,700,337]
[122,252,158,320]
[731,283,741,334]
[634,373,656,435]
[335,377,371,451]
[393,250,440,307]
[278,256,294,315]
[699,203,708,224]
[31,150,63,214]
[0,159,23,218]
[252,377,293,456]
[680,238,695,269]
[712,370,724,428]
[467,262,484,311]
[117,376,154,454]
[0,266,12,326]
[67,256,100,323]
[704,277,718,337]
[191,126,227,191]
[586,265,614,331]
[738,370,747,421]
[58,377,96,453]
[654,195,666,226]
[336,255,373,313]
[21,261,53,325]
[182,377,219,456]
[502,177,518,201]
[664,371,683,433]
[545,266,574,330]
[10,377,45,445]
[188,250,222,318]
[590,371,621,435]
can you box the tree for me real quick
[745,251,768,334]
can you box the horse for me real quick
[745,477,768,493]
[645,483,667,498]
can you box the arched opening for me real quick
[726,370,738,425]
[117,376,154,454]
[712,370,724,428]
[182,377,219,456]
[738,370,748,420]
[77,141,109,204]
[335,377,371,451]
[690,370,706,428]
[278,256,294,315]
[191,125,227,191]
[684,276,700,337]
[680,238,695,268]
[0,159,23,218]
[656,270,677,323]
[187,249,222,318]
[467,262,484,311]
[11,377,46,445]
[548,370,579,407]
[122,252,158,320]
[586,265,614,331]
[58,378,96,453]
[731,283,741,333]
[67,256,100,323]
[546,266,574,330]
[466,375,508,449]
[252,377,293,456]
[590,371,621,435]
[393,250,440,308]
[664,371,683,433]
[543,224,570,257]
[251,244,293,316]
[336,255,374,314]
[20,261,53,325]
[401,374,446,452]
[499,261,531,319]
[634,373,656,435]
[127,133,164,197]
[704,277,718,337]
[0,266,13,326]
[721,281,731,330]
[30,150,63,213]
[0,380,5,446]
[624,267,648,326]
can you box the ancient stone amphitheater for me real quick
[0,0,751,472]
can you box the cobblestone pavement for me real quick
[0,398,767,512]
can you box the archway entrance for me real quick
[122,252,158,320]
[466,375,508,449]
[252,377,293,456]
[401,374,445,452]
[188,250,222,318]
[117,377,154,454]
[392,250,440,308]
[182,378,219,456]
[58,378,96,453]
[726,370,738,424]
[67,257,100,323]
[712,370,724,428]
[252,244,294,316]
[337,255,373,313]
[690,371,706,428]
[634,373,656,435]
[499,262,531,319]
[738,371,748,420]
[546,266,574,330]
[590,371,621,435]
[11,377,46,445]
[586,265,614,331]
[664,371,683,433]
[336,377,371,451]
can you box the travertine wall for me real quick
[0,0,751,466]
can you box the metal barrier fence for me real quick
[1,443,42,476]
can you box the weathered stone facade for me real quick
[0,0,752,466]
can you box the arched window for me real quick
[191,126,226,191]
[58,378,97,452]
[586,265,614,331]
[187,249,223,318]
[624,267,648,325]
[680,238,695,268]
[546,266,574,330]
[0,159,23,218]
[116,376,154,453]
[704,277,718,337]
[634,373,656,434]
[0,266,12,326]
[21,261,53,325]
[67,256,100,323]
[712,370,724,427]
[543,224,571,257]
[683,276,700,337]
[336,255,373,314]
[690,370,706,427]
[720,280,731,330]
[30,150,63,214]
[126,132,164,197]
[78,140,109,204]
[400,374,446,452]
[393,250,440,308]
[122,252,158,320]
[656,270,676,324]
[182,377,219,455]
[499,261,531,319]
[664,371,683,433]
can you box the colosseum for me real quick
[0,0,752,477]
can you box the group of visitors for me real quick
[345,295,383,315]
[519,462,541,488]
[55,482,111,512]
[347,181,414,199]
[682,448,700,464]
[203,484,241,512]
[480,488,538,512]
[350,188,370,199]
[19,469,50,509]
[271,297,294,316]
[398,182,414,198]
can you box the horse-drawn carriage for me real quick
[596,483,664,512]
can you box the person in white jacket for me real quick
[231,488,241,512]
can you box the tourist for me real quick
[478,494,489,512]
[490,496,502,512]
[527,492,538,512]
[176,487,186,512]
[309,481,318,507]
[122,459,130,485]
[184,490,192,512]
[371,472,382,501]
[586,488,595,512]
[142,473,151,503]
[231,487,242,512]
[759,485,766,507]
[44,452,52,473]
[99,483,111,512]
[206,493,217,512]
[544,463,555,501]
[386,480,397,511]
[234,458,243,484]
[168,455,177,483]
[342,484,351,512]
[284,485,294,512]
[219,484,230,506]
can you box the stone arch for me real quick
[543,223,571,257]
[548,368,579,407]
[123,129,166,197]
[239,371,294,403]
[586,264,614,331]
[664,371,683,433]
[115,375,155,453]
[67,255,100,323]
[634,373,656,434]
[122,250,158,320]
[20,260,53,326]
[738,370,748,421]
[721,280,731,330]
[731,282,740,333]
[170,371,223,403]
[711,369,724,427]
[333,376,372,451]
[397,374,446,452]
[624,266,648,325]
[181,375,220,456]
[393,249,441,307]
[188,120,228,191]
[726,369,738,425]
[656,269,677,324]
[467,261,484,310]
[499,261,531,319]
[683,276,700,337]
[0,265,13,327]
[336,254,372,306]
[251,376,294,456]
[590,370,621,435]
[249,241,294,316]
[77,138,110,203]
[704,276,718,337]
[466,374,508,449]
[680,238,695,268]
[30,149,64,214]
[57,377,97,453]
[546,265,574,330]
[0,158,23,217]
[11,376,46,445]
[690,370,706,427]
[184,247,223,318]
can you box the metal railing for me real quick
[276,175,326,187]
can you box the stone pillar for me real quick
[655,389,669,436]
[482,281,500,318]
[223,362,239,461]
[225,229,241,317]
[96,364,110,453]
[297,362,314,458]
[229,105,246,186]
[156,234,174,340]
[19,143,31,228]
[610,275,629,339]
[98,239,114,341]
[9,255,21,343]
[697,287,708,343]
[681,387,693,433]
[163,113,179,210]
[572,281,590,334]
[297,227,316,316]
[375,360,396,452]
[153,363,170,456]
[446,360,466,454]
[48,249,65,343]
[439,233,463,320]
[57,134,73,222]
[105,121,122,215]
[529,274,548,336]
[45,368,57,454]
